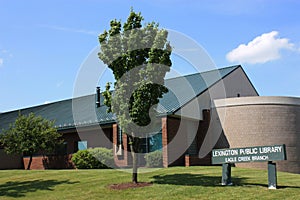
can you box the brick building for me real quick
[1,65,298,173]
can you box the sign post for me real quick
[212,144,286,189]
[268,161,277,189]
[222,163,232,186]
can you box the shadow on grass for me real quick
[152,173,300,189]
[152,173,245,186]
[0,179,79,198]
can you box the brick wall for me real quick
[215,97,300,174]
[23,154,74,170]
[162,117,168,167]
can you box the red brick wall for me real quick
[113,124,132,167]
[23,154,74,170]
[162,117,168,167]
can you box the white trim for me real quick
[213,96,300,108]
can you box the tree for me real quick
[0,113,62,170]
[98,9,172,183]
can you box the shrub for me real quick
[144,150,163,168]
[88,148,114,169]
[71,147,114,169]
[71,149,101,169]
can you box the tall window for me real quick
[117,127,122,145]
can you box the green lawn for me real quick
[0,166,299,200]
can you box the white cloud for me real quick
[226,31,295,64]
[0,58,3,66]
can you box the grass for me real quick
[0,166,299,200]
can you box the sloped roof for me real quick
[157,65,239,114]
[0,65,240,132]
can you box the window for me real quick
[149,132,162,152]
[78,141,87,150]
[140,132,162,153]
[117,127,122,145]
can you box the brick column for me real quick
[122,133,130,165]
[162,117,168,168]
[185,155,190,167]
[113,124,118,146]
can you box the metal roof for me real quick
[0,65,239,132]
[157,65,239,114]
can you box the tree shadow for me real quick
[0,179,79,198]
[152,173,300,189]
[152,173,245,187]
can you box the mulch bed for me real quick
[108,182,153,190]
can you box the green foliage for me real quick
[71,149,99,169]
[144,150,163,168]
[71,148,113,169]
[0,113,62,157]
[98,9,172,134]
[89,147,114,169]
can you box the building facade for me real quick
[1,65,299,174]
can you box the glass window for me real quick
[78,141,87,150]
[118,127,122,145]
[149,132,162,152]
[138,131,162,153]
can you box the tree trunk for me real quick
[129,136,141,184]
[132,151,138,184]
[27,154,33,170]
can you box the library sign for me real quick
[212,144,286,164]
[212,144,287,189]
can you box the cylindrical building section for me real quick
[214,96,300,174]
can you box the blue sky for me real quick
[1,0,300,112]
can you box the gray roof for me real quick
[0,65,240,132]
